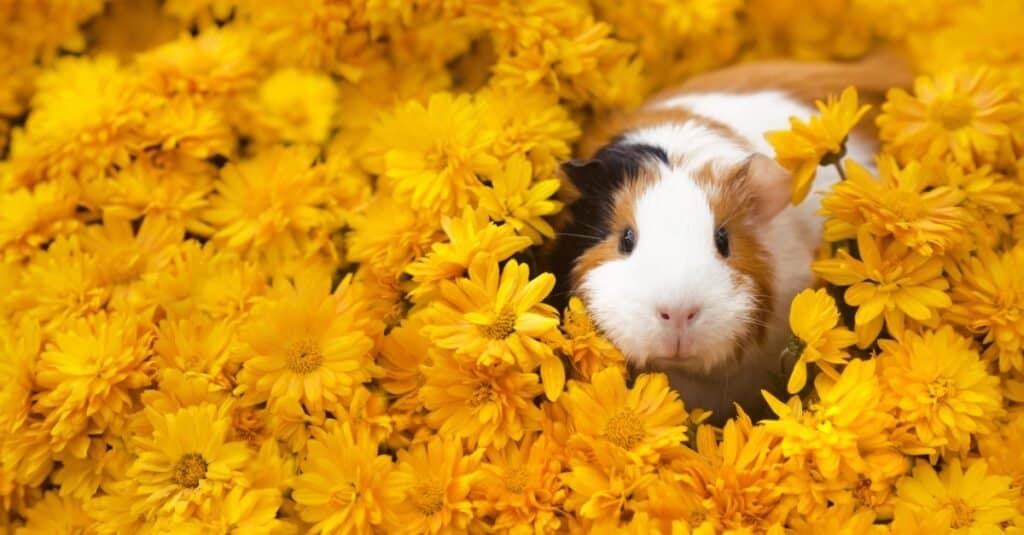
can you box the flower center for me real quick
[477,308,516,340]
[943,497,974,528]
[469,384,496,407]
[286,339,323,374]
[928,377,957,401]
[883,190,925,220]
[932,97,974,131]
[505,466,528,494]
[604,408,645,450]
[173,453,208,488]
[410,479,445,516]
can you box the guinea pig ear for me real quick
[743,153,793,224]
[560,159,608,197]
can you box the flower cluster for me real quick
[1,0,1023,533]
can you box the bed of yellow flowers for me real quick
[2,0,1024,533]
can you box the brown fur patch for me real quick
[569,164,661,291]
[692,160,776,352]
[578,106,751,161]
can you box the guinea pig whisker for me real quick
[556,232,605,241]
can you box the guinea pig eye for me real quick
[618,227,636,255]
[714,227,730,257]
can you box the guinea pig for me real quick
[546,51,913,424]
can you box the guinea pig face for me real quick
[566,148,777,375]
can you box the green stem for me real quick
[833,161,846,181]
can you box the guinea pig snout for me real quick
[655,303,701,328]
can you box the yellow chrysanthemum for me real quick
[559,296,627,381]
[243,68,338,146]
[561,368,688,466]
[474,432,568,533]
[765,86,871,204]
[947,245,1024,373]
[877,327,1004,458]
[0,320,40,436]
[393,435,484,534]
[562,460,657,530]
[423,257,564,399]
[200,145,340,271]
[821,157,970,256]
[894,459,1018,533]
[814,228,951,347]
[34,311,152,454]
[153,314,236,387]
[373,92,500,215]
[878,68,1022,167]
[15,491,92,535]
[763,359,900,483]
[476,87,581,177]
[420,350,543,449]
[135,26,260,100]
[476,154,563,244]
[344,197,444,281]
[128,401,251,521]
[292,420,407,534]
[174,486,295,535]
[977,409,1024,514]
[235,272,375,415]
[405,206,532,303]
[785,288,858,393]
[0,181,79,263]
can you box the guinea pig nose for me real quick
[656,305,701,323]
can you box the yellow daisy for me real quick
[420,350,543,449]
[235,271,375,415]
[136,26,260,100]
[877,327,1004,458]
[128,401,251,521]
[814,228,951,348]
[344,197,444,281]
[785,288,858,393]
[476,87,581,177]
[475,154,564,245]
[946,245,1024,373]
[561,368,688,465]
[422,256,564,398]
[393,435,484,534]
[377,314,431,403]
[474,432,567,533]
[153,314,236,388]
[764,86,871,204]
[373,92,500,215]
[562,460,658,530]
[292,420,407,534]
[0,319,40,435]
[242,68,338,147]
[34,311,153,454]
[179,486,294,535]
[878,68,1022,167]
[405,206,532,304]
[894,458,1018,533]
[15,491,92,535]
[0,181,79,263]
[821,157,971,257]
[977,409,1024,514]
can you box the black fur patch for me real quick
[547,142,667,310]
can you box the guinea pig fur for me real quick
[545,51,913,425]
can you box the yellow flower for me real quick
[34,311,152,454]
[561,368,688,465]
[474,432,567,533]
[243,68,338,146]
[136,26,260,100]
[405,206,532,303]
[235,272,375,415]
[763,359,897,478]
[373,92,500,215]
[420,350,543,449]
[785,288,857,393]
[895,458,1018,533]
[0,320,41,435]
[821,157,970,256]
[153,313,236,388]
[345,197,444,280]
[179,486,295,535]
[377,313,431,402]
[559,296,627,381]
[814,229,951,347]
[292,420,407,534]
[0,181,79,263]
[562,460,658,530]
[877,327,1004,458]
[393,435,484,534]
[15,491,92,535]
[200,145,340,271]
[946,245,1024,373]
[423,257,564,399]
[977,409,1024,513]
[764,86,871,204]
[678,412,792,532]
[936,160,1022,249]
[128,401,251,521]
[476,87,581,178]
[476,154,563,244]
[878,68,1022,167]
[786,503,877,535]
